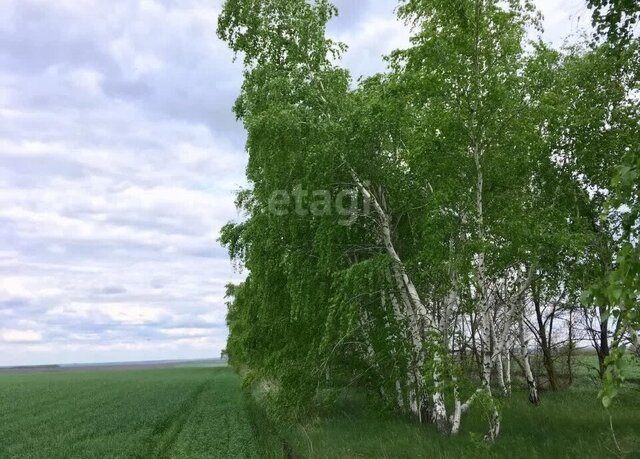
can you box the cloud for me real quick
[96,285,128,295]
[331,13,410,80]
[0,0,248,365]
[535,0,592,45]
[160,327,213,338]
[0,329,43,343]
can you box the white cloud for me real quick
[104,304,166,325]
[0,277,33,299]
[331,13,410,79]
[69,68,104,96]
[161,327,212,337]
[0,329,43,343]
[536,0,592,45]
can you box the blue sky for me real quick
[0,0,590,366]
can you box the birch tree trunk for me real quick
[517,316,540,405]
[353,171,448,430]
[503,351,512,396]
[472,107,500,441]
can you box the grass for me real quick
[278,386,640,458]
[0,366,261,458]
[276,356,640,458]
[1,357,639,458]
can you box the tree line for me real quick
[217,0,639,442]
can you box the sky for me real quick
[0,0,591,366]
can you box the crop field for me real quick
[2,359,639,458]
[0,366,261,458]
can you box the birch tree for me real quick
[217,0,639,444]
[585,0,640,406]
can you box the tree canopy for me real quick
[217,0,640,441]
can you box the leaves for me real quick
[218,0,640,428]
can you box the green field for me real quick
[0,366,261,459]
[1,362,639,458]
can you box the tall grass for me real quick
[261,356,640,458]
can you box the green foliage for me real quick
[218,0,640,435]
[590,140,640,408]
[581,7,640,407]
[588,0,640,43]
[607,147,640,332]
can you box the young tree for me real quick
[585,0,640,408]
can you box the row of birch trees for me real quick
[217,0,639,441]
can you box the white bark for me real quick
[518,316,540,405]
[503,352,512,396]
[450,381,463,435]
[388,288,423,418]
[473,124,500,443]
[451,388,483,435]
[489,272,535,402]
[494,268,536,355]
[395,379,405,411]
[495,352,507,396]
[352,170,449,430]
[431,351,449,432]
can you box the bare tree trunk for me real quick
[597,305,610,378]
[517,316,540,405]
[470,313,483,378]
[503,352,512,396]
[567,308,574,386]
[532,286,559,391]
[395,379,405,411]
[472,99,500,442]
[354,173,449,430]
[450,381,463,435]
[495,354,507,396]
[492,326,508,396]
